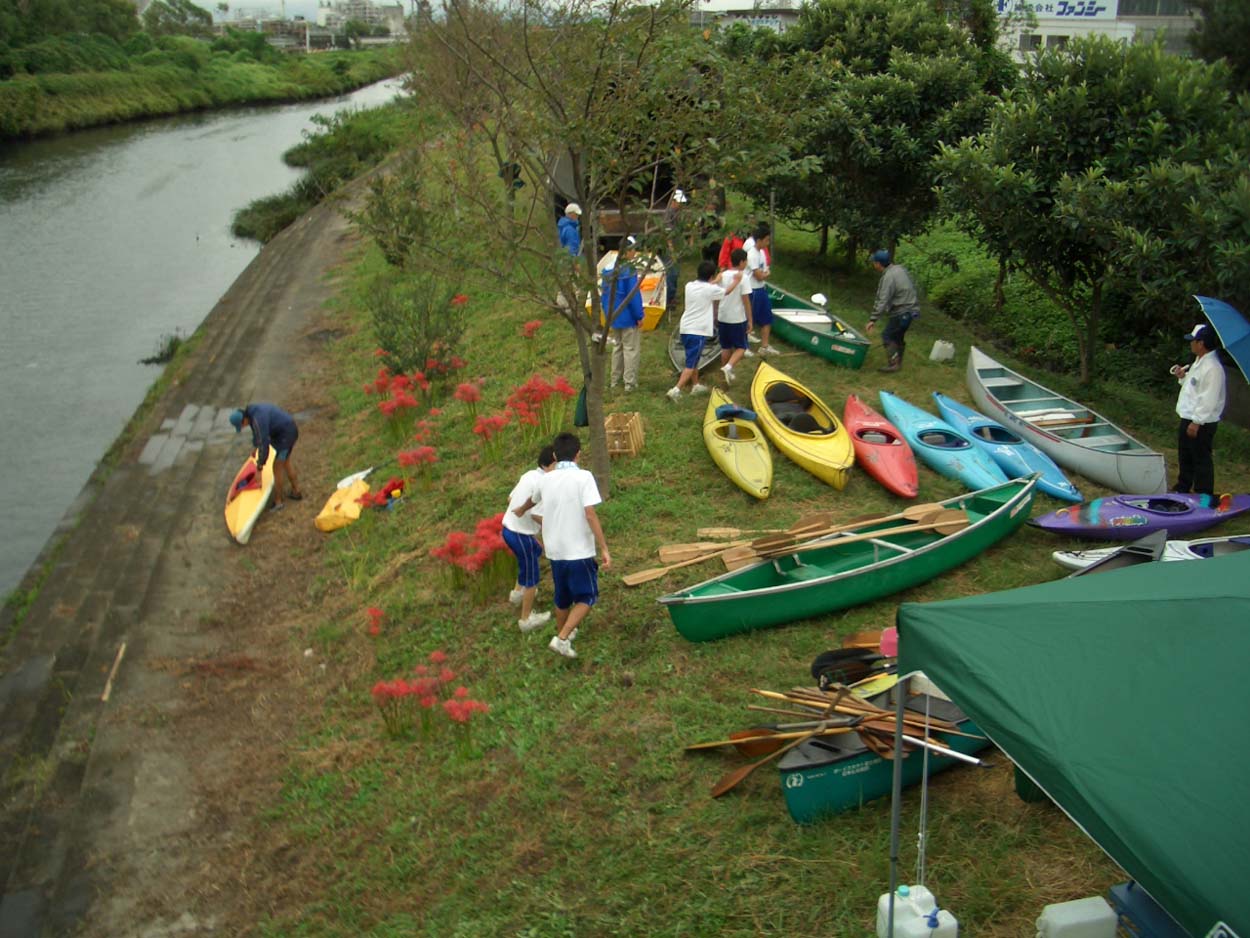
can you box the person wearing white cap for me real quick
[1171,322,1226,495]
[558,202,582,257]
[662,188,688,311]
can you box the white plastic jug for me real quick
[930,339,956,362]
[877,885,958,937]
[1035,896,1117,938]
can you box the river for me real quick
[0,77,404,598]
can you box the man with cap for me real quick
[865,249,921,373]
[558,202,582,257]
[1171,322,1226,496]
[662,188,688,311]
[229,403,304,511]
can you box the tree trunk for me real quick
[844,235,859,271]
[994,258,1006,313]
[1082,280,1102,384]
[818,225,828,256]
[574,325,612,497]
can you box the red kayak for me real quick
[843,394,919,498]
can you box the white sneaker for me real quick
[721,365,735,384]
[519,611,552,633]
[748,333,761,344]
[509,588,524,605]
[691,383,709,395]
[666,386,682,401]
[569,629,578,641]
[548,635,577,658]
[762,346,781,356]
[742,348,756,358]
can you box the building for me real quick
[691,0,802,33]
[316,0,406,34]
[996,0,1196,59]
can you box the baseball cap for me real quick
[229,409,245,433]
[870,249,891,266]
[1183,323,1209,341]
[672,188,688,204]
[565,203,581,216]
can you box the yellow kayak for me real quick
[749,361,854,490]
[224,448,275,544]
[703,388,772,500]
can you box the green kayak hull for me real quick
[658,477,1038,642]
[767,284,870,369]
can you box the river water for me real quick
[0,78,404,598]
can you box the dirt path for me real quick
[0,187,363,936]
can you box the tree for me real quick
[938,36,1248,381]
[735,0,1014,267]
[375,0,783,493]
[1186,0,1250,91]
[342,18,370,48]
[142,0,213,37]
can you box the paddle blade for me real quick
[696,527,745,539]
[659,542,730,563]
[622,567,672,587]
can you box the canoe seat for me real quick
[982,377,1024,390]
[783,563,830,582]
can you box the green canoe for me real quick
[657,476,1039,642]
[768,284,870,370]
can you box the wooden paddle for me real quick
[658,541,747,563]
[622,544,740,587]
[746,503,948,554]
[842,629,885,649]
[683,721,860,755]
[721,511,970,570]
[709,722,831,798]
[695,511,839,541]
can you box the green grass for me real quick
[239,211,1250,936]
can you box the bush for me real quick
[365,268,467,376]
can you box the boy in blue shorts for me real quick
[229,403,304,511]
[513,432,611,659]
[716,247,753,384]
[745,224,779,356]
[667,259,743,401]
[503,445,556,632]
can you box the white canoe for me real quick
[1053,533,1250,571]
[966,346,1166,494]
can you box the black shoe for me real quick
[287,491,304,501]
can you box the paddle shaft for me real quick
[659,540,749,563]
[723,514,969,570]
[709,723,830,798]
[622,544,740,587]
[750,503,945,552]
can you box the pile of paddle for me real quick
[623,502,970,586]
[683,677,983,799]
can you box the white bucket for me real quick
[1035,896,1117,938]
[930,339,956,362]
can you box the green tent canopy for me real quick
[897,552,1250,938]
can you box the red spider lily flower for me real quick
[450,357,467,370]
[439,667,456,684]
[454,686,469,699]
[391,373,411,392]
[367,607,385,627]
[374,348,388,358]
[451,293,469,307]
[521,319,543,338]
[363,382,375,395]
[431,530,473,561]
[444,699,470,723]
[427,407,442,417]
[454,382,482,404]
[414,664,428,676]
[552,376,577,398]
[368,624,381,636]
[378,399,399,417]
[398,446,438,467]
[429,650,448,665]
[420,695,437,709]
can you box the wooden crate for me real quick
[605,412,644,457]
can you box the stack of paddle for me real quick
[623,503,969,586]
[683,679,984,798]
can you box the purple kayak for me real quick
[1030,492,1250,540]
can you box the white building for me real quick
[316,0,406,33]
[691,0,802,33]
[996,0,1195,59]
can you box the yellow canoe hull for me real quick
[703,389,773,500]
[749,361,854,490]
[224,448,276,544]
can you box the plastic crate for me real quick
[605,412,644,457]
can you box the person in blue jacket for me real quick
[603,237,646,392]
[557,203,582,257]
[229,403,304,511]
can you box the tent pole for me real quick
[886,672,908,937]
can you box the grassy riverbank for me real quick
[0,47,401,140]
[235,213,1250,935]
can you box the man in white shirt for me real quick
[1172,322,1227,496]
[667,260,742,400]
[745,224,779,356]
[716,248,753,384]
[514,433,611,659]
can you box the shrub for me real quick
[366,270,467,378]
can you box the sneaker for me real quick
[269,501,285,513]
[519,611,552,633]
[690,383,709,395]
[548,635,577,659]
[720,365,735,384]
[748,333,761,344]
[508,588,524,605]
[569,629,578,641]
[762,346,782,357]
[666,386,682,401]
[742,348,756,358]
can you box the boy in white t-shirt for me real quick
[746,224,779,356]
[502,445,556,632]
[716,247,753,385]
[667,259,743,401]
[512,433,611,659]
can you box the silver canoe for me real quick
[966,346,1166,494]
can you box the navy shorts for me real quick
[718,320,748,350]
[681,334,707,369]
[273,427,298,462]
[502,527,544,588]
[550,558,599,610]
[751,287,773,326]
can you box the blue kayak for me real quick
[932,392,1082,503]
[879,391,1008,492]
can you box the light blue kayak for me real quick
[879,391,1008,492]
[933,392,1082,503]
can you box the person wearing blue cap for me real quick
[865,249,921,373]
[229,403,304,511]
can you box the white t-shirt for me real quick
[532,462,602,560]
[681,280,726,337]
[717,269,749,324]
[747,243,769,291]
[503,467,546,535]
